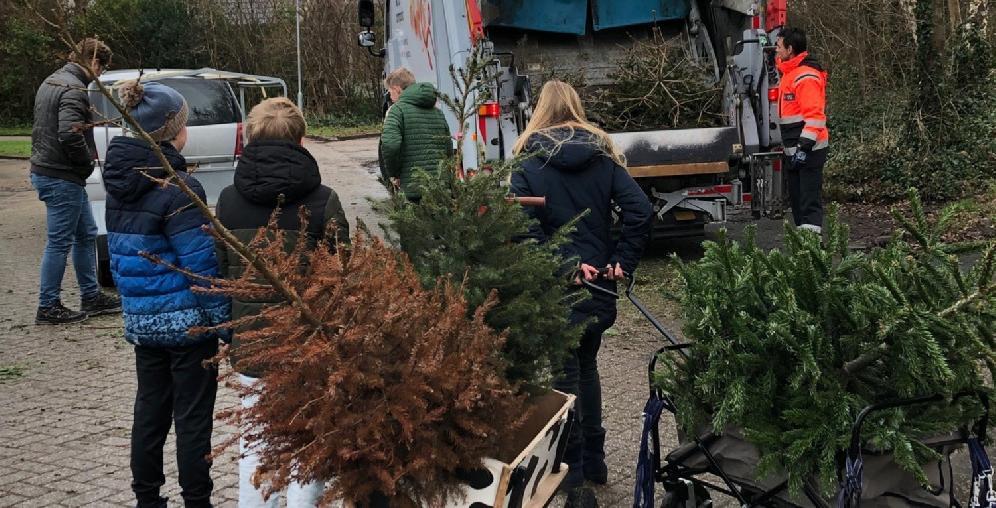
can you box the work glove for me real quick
[791,149,808,169]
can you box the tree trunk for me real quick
[947,0,963,30]
[900,0,920,42]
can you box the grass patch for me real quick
[0,139,30,158]
[0,125,31,136]
[0,365,26,381]
[308,122,381,139]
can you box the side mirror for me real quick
[358,30,376,48]
[358,0,375,28]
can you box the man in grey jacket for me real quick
[30,38,120,324]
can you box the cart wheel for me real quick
[661,480,712,508]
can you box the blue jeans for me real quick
[30,173,99,307]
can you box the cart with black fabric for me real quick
[584,274,994,508]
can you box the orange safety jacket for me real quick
[776,51,829,152]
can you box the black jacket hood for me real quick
[525,128,603,172]
[103,137,187,203]
[234,140,321,206]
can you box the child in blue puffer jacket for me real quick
[103,80,230,508]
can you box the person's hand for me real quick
[604,263,624,280]
[574,263,601,285]
[791,149,808,169]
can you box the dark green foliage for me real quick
[381,162,584,386]
[0,8,58,123]
[0,0,383,125]
[825,11,996,202]
[75,0,211,69]
[658,191,996,493]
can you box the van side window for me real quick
[87,78,241,128]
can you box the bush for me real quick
[0,9,58,124]
[825,32,996,203]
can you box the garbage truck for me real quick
[358,0,789,237]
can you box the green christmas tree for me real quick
[380,46,583,386]
[658,191,996,493]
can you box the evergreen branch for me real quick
[939,284,994,318]
[843,343,889,375]
[979,242,996,287]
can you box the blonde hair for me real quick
[384,68,416,90]
[245,97,307,142]
[512,80,624,165]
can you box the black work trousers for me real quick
[131,340,218,508]
[786,148,827,229]
[554,299,617,489]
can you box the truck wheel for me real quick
[97,258,114,288]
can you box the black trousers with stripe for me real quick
[786,148,826,229]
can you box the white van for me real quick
[86,68,287,286]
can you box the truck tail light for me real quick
[768,88,780,102]
[752,15,761,30]
[478,102,500,118]
[234,122,244,158]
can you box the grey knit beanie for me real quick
[118,80,189,142]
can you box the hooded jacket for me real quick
[511,128,652,303]
[30,63,98,185]
[103,136,230,347]
[379,82,452,200]
[215,139,349,377]
[776,52,829,152]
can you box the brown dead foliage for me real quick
[203,218,529,507]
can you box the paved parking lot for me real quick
[0,138,681,507]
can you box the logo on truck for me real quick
[409,0,434,69]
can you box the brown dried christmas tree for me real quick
[199,216,528,507]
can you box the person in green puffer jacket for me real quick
[379,68,453,201]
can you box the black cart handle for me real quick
[847,390,991,459]
[580,270,686,352]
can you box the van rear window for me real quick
[90,77,241,127]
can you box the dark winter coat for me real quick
[511,128,653,304]
[30,63,98,186]
[103,136,231,347]
[379,82,452,200]
[215,140,349,377]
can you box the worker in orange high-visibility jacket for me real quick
[776,27,828,234]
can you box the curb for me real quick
[306,132,381,143]
[0,155,30,160]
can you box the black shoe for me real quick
[565,486,599,508]
[81,290,121,316]
[35,303,88,325]
[583,461,608,485]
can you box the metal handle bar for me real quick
[580,270,686,355]
[847,390,991,459]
